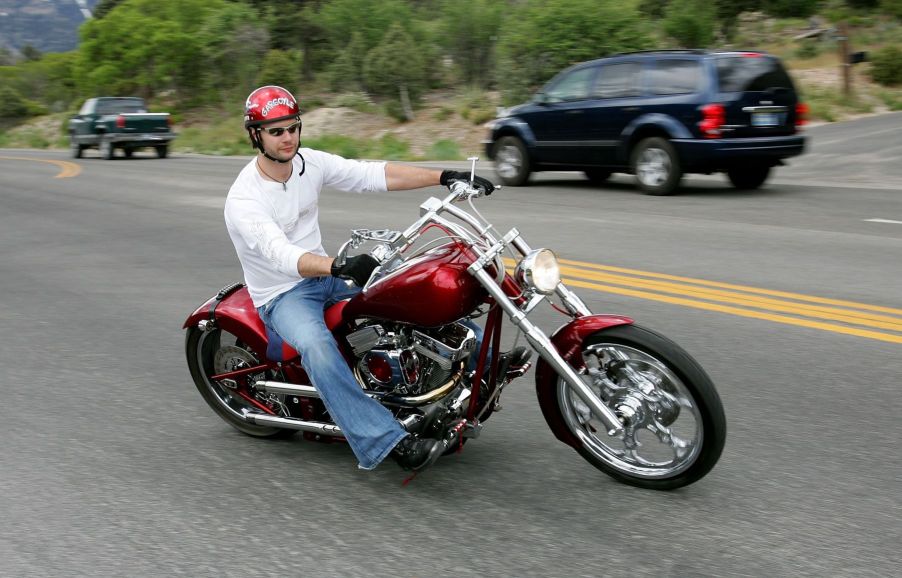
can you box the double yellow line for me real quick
[506,257,902,344]
[0,156,81,178]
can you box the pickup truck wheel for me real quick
[632,137,681,196]
[727,165,771,190]
[123,148,134,159]
[99,138,115,160]
[155,145,168,159]
[70,138,83,159]
[493,136,530,186]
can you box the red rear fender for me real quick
[534,314,633,447]
[183,286,348,363]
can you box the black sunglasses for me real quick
[261,120,301,137]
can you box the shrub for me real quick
[664,0,716,47]
[426,139,460,160]
[870,45,902,86]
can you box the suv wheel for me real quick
[632,137,681,196]
[493,136,530,186]
[727,165,771,190]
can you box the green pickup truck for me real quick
[68,97,177,159]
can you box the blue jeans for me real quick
[258,276,407,470]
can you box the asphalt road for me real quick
[2,113,901,577]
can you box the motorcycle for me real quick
[183,160,726,489]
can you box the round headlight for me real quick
[515,249,561,295]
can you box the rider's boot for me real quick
[391,435,444,471]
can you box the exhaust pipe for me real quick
[244,412,343,435]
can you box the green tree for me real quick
[440,0,503,87]
[495,0,653,104]
[763,0,819,17]
[326,31,367,91]
[77,0,266,105]
[665,0,717,48]
[363,22,428,119]
[21,44,42,62]
[256,49,303,89]
[881,0,902,19]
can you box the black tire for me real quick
[185,327,295,439]
[156,145,168,159]
[70,137,83,159]
[554,324,726,490]
[727,165,771,190]
[123,148,134,159]
[584,168,612,184]
[99,137,115,160]
[492,136,531,186]
[631,137,681,195]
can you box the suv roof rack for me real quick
[609,49,708,57]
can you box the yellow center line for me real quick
[558,257,902,316]
[559,266,902,331]
[0,156,82,179]
[563,278,902,345]
[502,257,902,343]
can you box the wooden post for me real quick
[838,22,852,98]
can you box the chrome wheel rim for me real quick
[197,329,284,421]
[496,143,524,180]
[557,343,703,479]
[636,147,670,188]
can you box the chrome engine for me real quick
[348,321,476,402]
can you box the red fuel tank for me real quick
[343,245,487,327]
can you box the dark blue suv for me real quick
[484,50,807,195]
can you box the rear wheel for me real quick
[99,137,115,160]
[632,137,681,195]
[185,327,295,438]
[554,324,725,490]
[727,165,771,190]
[156,145,168,159]
[123,148,134,159]
[493,136,531,186]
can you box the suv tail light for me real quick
[116,114,126,129]
[699,104,725,138]
[795,102,808,128]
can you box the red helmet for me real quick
[244,85,300,128]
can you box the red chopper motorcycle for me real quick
[183,164,726,489]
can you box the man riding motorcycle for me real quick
[224,85,494,472]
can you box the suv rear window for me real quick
[648,60,703,95]
[715,55,795,92]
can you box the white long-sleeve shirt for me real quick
[224,148,387,308]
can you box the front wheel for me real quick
[632,137,681,195]
[493,136,531,186]
[156,145,168,158]
[555,325,725,490]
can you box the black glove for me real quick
[331,254,379,286]
[440,170,495,195]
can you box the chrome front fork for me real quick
[468,267,624,436]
